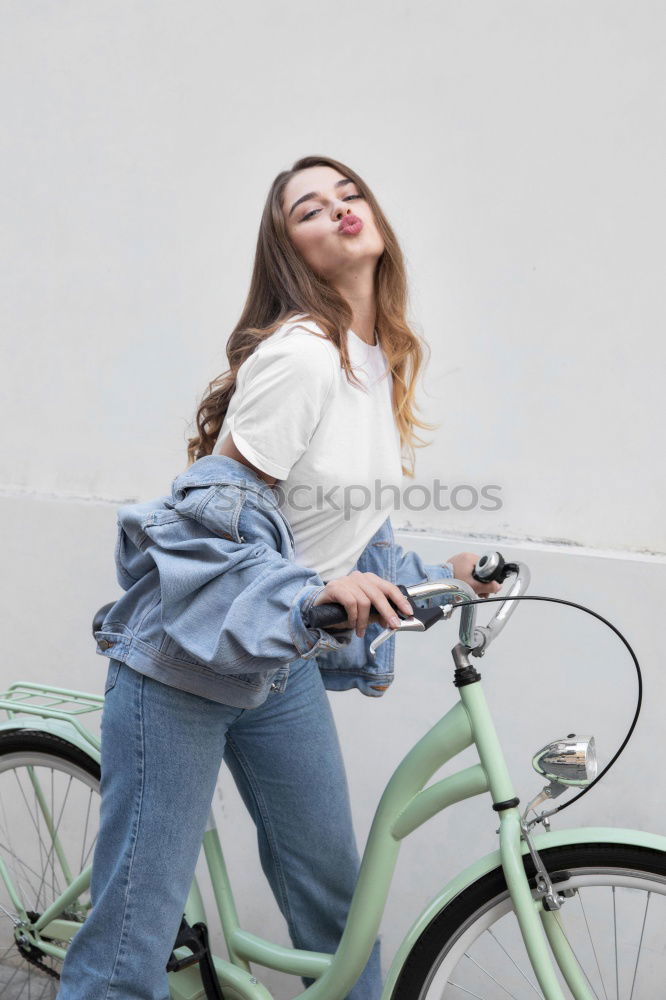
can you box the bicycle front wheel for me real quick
[391,842,666,1000]
[0,728,100,998]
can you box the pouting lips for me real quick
[338,215,364,235]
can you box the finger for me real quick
[344,573,370,633]
[357,574,412,617]
[324,585,359,630]
[353,591,372,636]
[366,575,413,616]
[356,593,372,636]
[392,587,414,616]
[365,584,407,630]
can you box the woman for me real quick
[57,155,499,1000]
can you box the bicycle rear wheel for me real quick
[0,729,100,998]
[390,842,666,1000]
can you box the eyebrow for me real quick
[288,177,355,218]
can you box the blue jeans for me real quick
[56,657,382,1000]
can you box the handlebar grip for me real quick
[304,588,412,631]
[304,601,349,630]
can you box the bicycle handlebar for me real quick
[303,551,531,658]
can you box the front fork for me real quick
[459,661,595,1000]
[499,810,596,1000]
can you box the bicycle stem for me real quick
[381,561,531,656]
[400,579,479,647]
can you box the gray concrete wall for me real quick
[1,1,665,996]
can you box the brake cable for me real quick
[445,593,642,816]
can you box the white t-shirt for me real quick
[213,315,404,582]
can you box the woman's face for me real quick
[282,165,385,281]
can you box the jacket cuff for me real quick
[423,560,455,583]
[289,584,354,660]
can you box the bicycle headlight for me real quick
[532,735,597,786]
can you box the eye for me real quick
[300,194,364,222]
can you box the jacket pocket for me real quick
[201,485,285,551]
[185,485,247,543]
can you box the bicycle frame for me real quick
[2,659,666,1000]
[171,675,666,1000]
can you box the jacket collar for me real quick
[172,455,282,509]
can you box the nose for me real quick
[333,202,352,220]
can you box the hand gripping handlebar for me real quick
[303,551,531,659]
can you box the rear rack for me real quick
[0,682,104,754]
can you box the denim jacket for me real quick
[93,455,454,708]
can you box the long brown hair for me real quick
[186,154,438,477]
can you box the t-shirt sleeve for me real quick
[227,333,335,480]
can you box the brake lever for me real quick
[370,555,525,659]
[369,592,450,658]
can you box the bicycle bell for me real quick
[472,551,509,583]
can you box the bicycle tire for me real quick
[0,728,100,995]
[390,842,666,999]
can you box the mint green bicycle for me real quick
[0,551,662,999]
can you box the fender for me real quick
[0,717,101,767]
[381,825,666,1000]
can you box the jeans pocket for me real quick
[104,659,122,695]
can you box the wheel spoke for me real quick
[487,927,542,996]
[447,984,487,998]
[79,788,94,874]
[80,830,98,872]
[461,950,521,997]
[50,768,55,910]
[0,743,100,995]
[548,907,602,1000]
[0,838,44,910]
[628,890,651,1000]
[0,902,20,926]
[414,850,666,1000]
[0,840,57,900]
[33,782,46,912]
[3,962,27,993]
[577,889,609,1000]
[33,774,74,906]
[12,771,64,901]
[0,772,41,911]
[613,886,619,1000]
